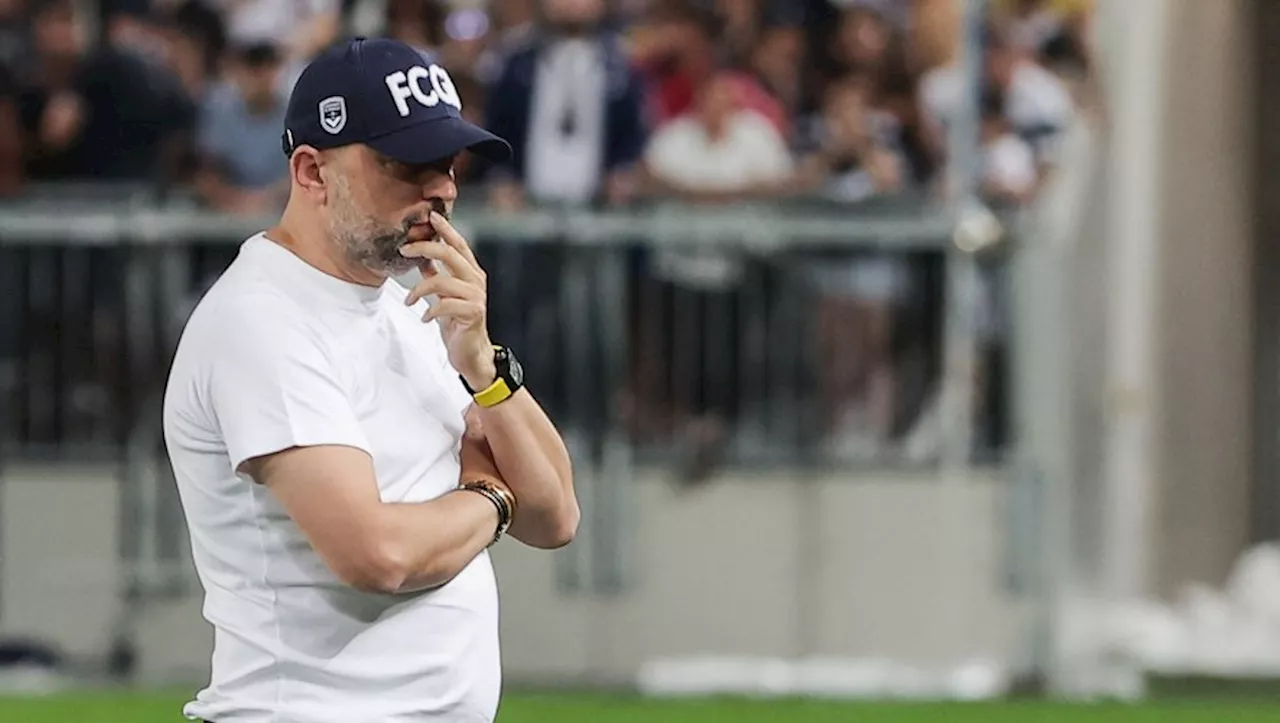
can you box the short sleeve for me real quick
[207,302,370,471]
[748,116,794,180]
[643,122,686,181]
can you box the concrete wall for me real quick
[0,463,1023,687]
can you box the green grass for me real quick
[0,692,1278,722]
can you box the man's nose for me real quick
[424,174,458,204]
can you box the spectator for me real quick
[164,0,226,102]
[829,5,892,78]
[18,0,196,181]
[210,0,338,64]
[977,87,1036,205]
[380,0,446,55]
[473,0,538,85]
[644,70,793,204]
[715,0,763,68]
[747,22,805,136]
[637,70,795,478]
[979,24,1072,166]
[991,0,1092,58]
[917,23,1072,195]
[798,72,911,459]
[484,0,647,209]
[100,1,174,67]
[796,72,903,202]
[629,3,718,128]
[193,41,288,215]
[816,3,929,182]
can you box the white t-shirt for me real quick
[983,132,1038,196]
[163,234,499,723]
[524,39,606,204]
[216,0,336,47]
[646,110,793,193]
[645,110,794,289]
[919,60,1073,161]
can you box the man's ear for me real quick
[290,146,326,197]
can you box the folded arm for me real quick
[245,444,501,594]
[462,393,578,549]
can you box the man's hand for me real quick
[460,406,505,489]
[399,212,496,389]
[402,216,579,549]
[40,91,85,150]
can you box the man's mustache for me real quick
[403,199,450,232]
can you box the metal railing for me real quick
[0,188,981,463]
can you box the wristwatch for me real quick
[461,345,524,408]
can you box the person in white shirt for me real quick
[636,71,794,479]
[917,25,1073,183]
[978,88,1039,204]
[163,38,579,723]
[644,71,795,204]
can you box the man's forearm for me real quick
[472,392,578,548]
[374,491,499,593]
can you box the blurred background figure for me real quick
[478,0,648,430]
[377,0,447,52]
[798,71,911,461]
[18,0,195,181]
[977,85,1036,205]
[636,68,793,478]
[644,69,793,203]
[990,0,1091,59]
[193,41,288,216]
[484,0,646,209]
[212,0,338,63]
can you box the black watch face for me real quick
[508,356,524,386]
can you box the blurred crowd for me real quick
[0,0,1097,468]
[0,0,1094,206]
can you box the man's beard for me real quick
[329,177,447,278]
[343,220,420,278]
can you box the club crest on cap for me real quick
[319,96,347,134]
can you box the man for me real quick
[19,0,195,180]
[638,70,793,480]
[194,41,291,216]
[917,23,1073,192]
[163,37,579,723]
[483,0,647,209]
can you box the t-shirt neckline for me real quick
[246,232,386,314]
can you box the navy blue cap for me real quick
[282,37,511,165]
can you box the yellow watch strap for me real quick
[472,377,514,408]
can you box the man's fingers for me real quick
[430,212,482,275]
[422,297,483,324]
[399,240,481,284]
[405,275,478,307]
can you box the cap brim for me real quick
[366,115,512,165]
